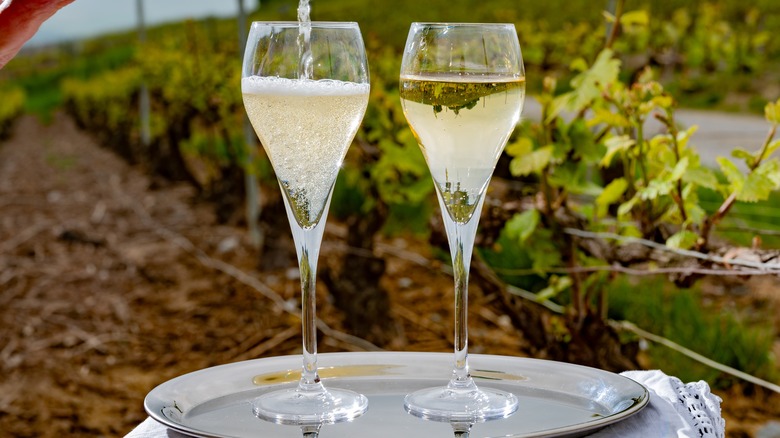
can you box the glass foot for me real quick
[252,386,368,425]
[404,384,518,422]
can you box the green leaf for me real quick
[682,166,719,191]
[765,99,780,124]
[536,276,573,302]
[617,195,639,217]
[685,202,707,226]
[529,228,563,272]
[675,125,698,152]
[549,49,620,120]
[510,145,553,177]
[569,49,620,108]
[619,223,643,238]
[755,159,780,187]
[766,139,780,158]
[600,135,635,168]
[738,172,775,203]
[546,94,569,124]
[649,95,674,110]
[568,119,604,163]
[638,179,673,200]
[549,161,580,191]
[587,108,631,128]
[505,137,534,158]
[666,230,700,250]
[596,177,628,207]
[620,10,649,28]
[731,148,756,168]
[667,156,689,182]
[569,57,588,73]
[372,139,432,205]
[505,209,540,244]
[717,157,745,193]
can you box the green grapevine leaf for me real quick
[546,96,568,124]
[510,145,553,177]
[682,166,719,191]
[372,139,432,205]
[737,172,775,203]
[619,223,643,238]
[649,95,674,110]
[568,119,603,163]
[766,139,780,158]
[731,148,756,168]
[505,209,540,244]
[737,160,780,202]
[686,202,707,226]
[536,275,573,302]
[528,228,563,272]
[596,177,628,208]
[666,230,700,250]
[570,49,621,100]
[620,10,650,28]
[756,159,780,187]
[717,157,745,193]
[549,49,620,120]
[569,57,589,73]
[617,195,639,217]
[550,161,602,196]
[505,137,533,158]
[675,125,698,151]
[587,108,631,128]
[765,99,780,124]
[638,179,673,200]
[667,156,689,182]
[600,135,636,168]
[552,118,574,159]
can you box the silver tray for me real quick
[145,352,648,437]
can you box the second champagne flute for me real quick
[241,21,370,425]
[399,22,526,422]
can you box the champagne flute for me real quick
[399,23,525,422]
[241,21,370,425]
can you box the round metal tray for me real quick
[145,352,648,437]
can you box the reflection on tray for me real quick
[253,364,403,385]
[252,364,528,386]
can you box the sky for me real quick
[26,0,257,47]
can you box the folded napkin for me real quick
[589,370,725,437]
[126,370,725,438]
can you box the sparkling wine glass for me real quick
[399,23,525,422]
[241,21,370,425]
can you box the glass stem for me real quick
[299,228,321,389]
[281,190,331,392]
[439,195,486,390]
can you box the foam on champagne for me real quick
[242,76,369,228]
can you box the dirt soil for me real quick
[0,114,777,437]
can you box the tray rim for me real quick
[145,351,649,438]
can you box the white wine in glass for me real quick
[400,22,525,422]
[241,21,370,425]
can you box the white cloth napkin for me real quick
[589,370,725,437]
[126,370,725,438]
